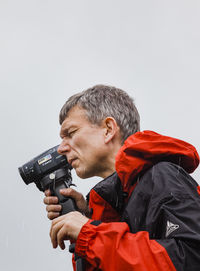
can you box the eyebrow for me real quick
[60,125,77,138]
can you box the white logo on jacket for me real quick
[166,220,179,237]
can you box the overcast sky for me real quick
[1,1,200,270]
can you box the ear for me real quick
[103,117,119,144]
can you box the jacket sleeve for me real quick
[75,162,200,271]
[75,220,176,271]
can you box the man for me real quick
[44,85,200,270]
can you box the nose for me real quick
[57,139,71,155]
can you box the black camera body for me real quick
[18,145,76,215]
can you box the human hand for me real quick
[43,190,61,220]
[43,188,90,220]
[50,211,89,249]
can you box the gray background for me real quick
[0,1,200,270]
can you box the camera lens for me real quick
[18,165,33,185]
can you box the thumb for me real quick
[59,188,82,201]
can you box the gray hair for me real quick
[59,84,140,143]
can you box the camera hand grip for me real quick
[60,198,77,215]
[50,179,77,215]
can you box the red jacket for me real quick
[74,131,200,271]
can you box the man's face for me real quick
[58,106,109,179]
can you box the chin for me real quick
[75,168,87,179]
[75,167,94,179]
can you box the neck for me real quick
[99,142,122,179]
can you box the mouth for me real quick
[68,158,78,167]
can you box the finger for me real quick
[57,227,69,250]
[50,213,69,226]
[60,188,83,202]
[46,205,62,213]
[44,189,51,196]
[50,220,65,248]
[43,196,59,205]
[50,214,69,238]
[48,212,60,220]
[50,215,66,234]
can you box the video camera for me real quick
[18,145,76,215]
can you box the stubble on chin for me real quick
[75,165,88,179]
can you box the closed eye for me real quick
[68,129,77,138]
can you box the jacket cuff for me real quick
[75,219,101,257]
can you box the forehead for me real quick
[60,106,90,130]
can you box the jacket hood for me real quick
[115,130,199,193]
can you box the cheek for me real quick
[73,129,104,156]
[72,138,89,154]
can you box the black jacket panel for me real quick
[122,162,200,271]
